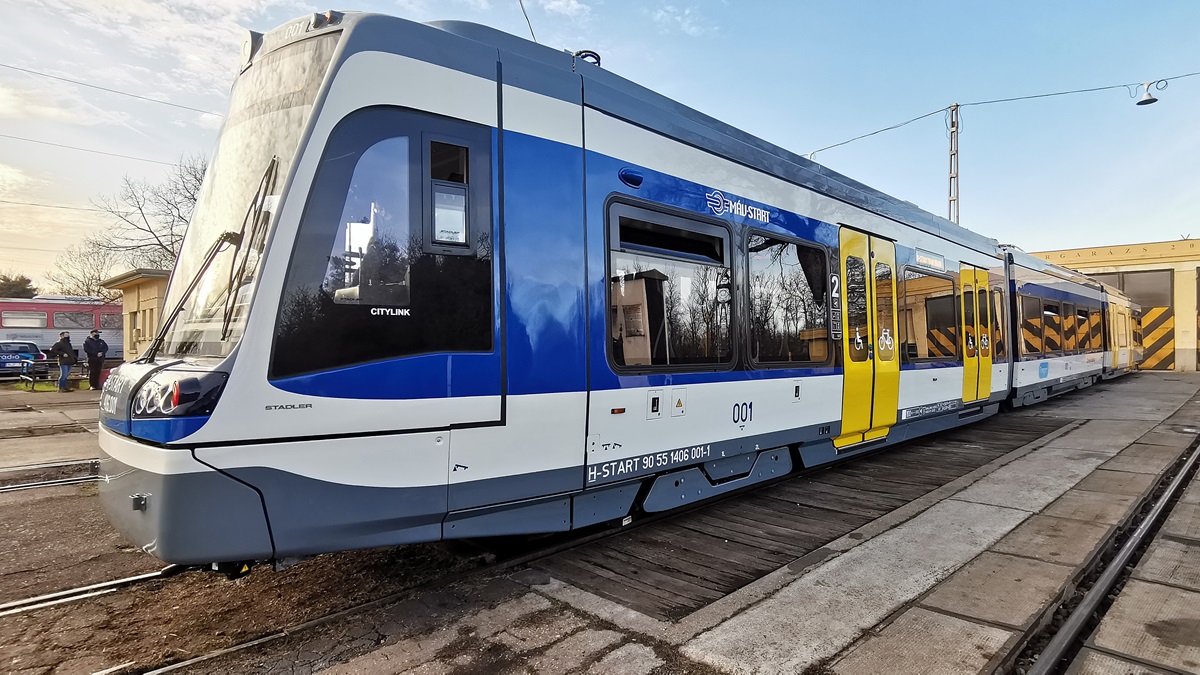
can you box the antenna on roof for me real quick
[516,0,538,43]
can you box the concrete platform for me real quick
[143,373,1200,675]
[1066,649,1176,674]
[1088,579,1200,673]
[1067,430,1200,675]
[0,431,98,469]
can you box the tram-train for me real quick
[96,12,1142,569]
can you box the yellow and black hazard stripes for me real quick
[1088,309,1103,350]
[1022,316,1043,353]
[927,326,957,358]
[1042,311,1062,352]
[1140,306,1175,370]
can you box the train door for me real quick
[960,266,992,403]
[835,228,899,448]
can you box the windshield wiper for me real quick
[143,231,243,363]
[219,156,279,342]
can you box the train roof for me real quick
[0,296,118,306]
[331,13,1001,257]
[1004,247,1101,290]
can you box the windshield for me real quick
[1,343,38,353]
[158,32,340,358]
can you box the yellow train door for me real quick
[835,229,899,448]
[961,266,993,403]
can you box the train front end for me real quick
[98,13,363,567]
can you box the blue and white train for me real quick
[96,12,1139,569]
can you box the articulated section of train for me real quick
[94,12,1141,567]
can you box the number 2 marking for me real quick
[830,274,840,299]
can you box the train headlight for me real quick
[132,371,228,419]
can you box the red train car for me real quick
[0,296,124,359]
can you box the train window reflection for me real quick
[610,251,732,368]
[1,311,47,328]
[747,235,829,365]
[271,107,492,380]
[1042,302,1062,354]
[324,137,413,307]
[1062,303,1076,352]
[1077,308,1091,351]
[53,312,94,329]
[1020,295,1043,355]
[609,209,732,370]
[875,263,894,361]
[977,288,990,358]
[845,257,869,362]
[991,290,1006,358]
[898,269,956,361]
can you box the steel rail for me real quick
[0,475,102,493]
[1027,439,1200,675]
[0,565,188,618]
[0,458,100,474]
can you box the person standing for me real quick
[50,331,77,393]
[84,329,109,391]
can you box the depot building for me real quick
[1032,239,1199,372]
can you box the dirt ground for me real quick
[0,483,477,674]
[1,484,161,605]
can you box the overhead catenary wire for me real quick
[806,69,1200,158]
[0,133,175,166]
[517,0,538,43]
[0,62,223,117]
[0,199,105,212]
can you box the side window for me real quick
[845,256,869,362]
[271,107,492,379]
[875,262,895,361]
[977,287,990,358]
[609,205,732,369]
[1,311,47,328]
[1021,295,1043,355]
[747,234,829,364]
[900,269,957,361]
[100,313,123,330]
[1062,303,1076,352]
[1119,312,1129,347]
[1042,301,1062,354]
[1090,308,1103,351]
[1076,307,1090,351]
[962,285,976,358]
[991,289,1006,358]
[54,311,95,329]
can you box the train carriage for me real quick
[95,12,1136,568]
[0,296,123,360]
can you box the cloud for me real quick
[0,163,39,198]
[651,5,714,37]
[0,80,135,127]
[539,0,591,19]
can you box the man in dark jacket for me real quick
[50,332,76,392]
[84,329,109,391]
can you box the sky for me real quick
[1,0,1197,287]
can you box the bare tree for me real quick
[45,238,122,302]
[91,155,207,270]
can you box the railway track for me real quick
[137,415,1075,673]
[1013,435,1200,675]
[0,458,101,490]
[0,565,188,619]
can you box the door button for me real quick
[647,389,664,420]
